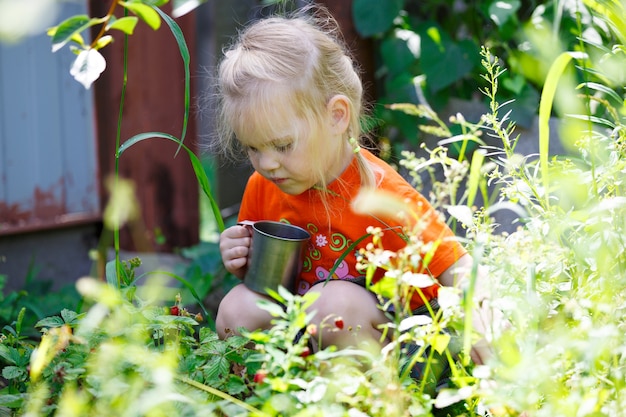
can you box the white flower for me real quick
[400,271,436,288]
[399,314,433,332]
[70,48,106,89]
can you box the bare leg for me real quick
[215,283,274,339]
[307,280,389,350]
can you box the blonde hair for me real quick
[214,6,379,198]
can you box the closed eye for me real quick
[274,142,293,153]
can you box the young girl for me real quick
[214,7,490,364]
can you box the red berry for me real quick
[170,306,180,316]
[300,347,311,358]
[334,317,344,330]
[253,370,267,384]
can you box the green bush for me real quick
[352,0,623,151]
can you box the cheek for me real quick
[283,155,312,178]
[247,153,260,169]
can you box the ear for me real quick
[327,95,350,135]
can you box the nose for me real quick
[257,150,280,172]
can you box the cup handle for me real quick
[237,220,256,227]
[237,220,255,236]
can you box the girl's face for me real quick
[235,95,350,196]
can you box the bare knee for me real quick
[215,284,274,339]
[307,281,388,349]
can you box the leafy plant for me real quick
[383,20,625,412]
[46,0,226,289]
[352,0,623,152]
[0,269,82,341]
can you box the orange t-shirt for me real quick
[237,149,466,309]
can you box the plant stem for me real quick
[114,7,130,287]
[176,376,269,416]
[91,0,119,49]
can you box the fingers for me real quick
[219,225,252,278]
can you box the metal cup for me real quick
[240,220,311,294]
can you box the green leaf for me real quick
[370,276,396,299]
[105,259,133,288]
[105,259,118,287]
[116,132,225,232]
[0,393,25,407]
[583,0,626,45]
[488,0,521,26]
[420,26,479,92]
[256,300,286,318]
[51,15,104,52]
[227,335,253,350]
[0,345,14,364]
[93,34,113,50]
[224,375,248,395]
[566,114,616,129]
[15,307,25,335]
[502,73,526,95]
[467,149,486,207]
[264,288,285,305]
[578,81,623,106]
[430,332,451,355]
[35,316,65,328]
[144,0,169,6]
[325,233,372,284]
[381,30,420,77]
[120,1,161,30]
[153,6,191,153]
[172,0,209,18]
[2,365,25,380]
[157,315,198,326]
[60,309,83,325]
[277,285,292,301]
[205,355,230,380]
[106,16,139,35]
[199,327,219,343]
[539,51,583,206]
[352,0,404,37]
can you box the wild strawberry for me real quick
[334,317,344,330]
[300,346,311,358]
[253,369,267,384]
[170,306,180,316]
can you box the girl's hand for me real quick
[219,224,252,279]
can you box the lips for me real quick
[271,177,287,184]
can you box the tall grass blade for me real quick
[113,12,131,287]
[582,0,626,44]
[118,132,225,232]
[153,6,190,156]
[177,376,270,416]
[467,149,485,207]
[538,51,583,207]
